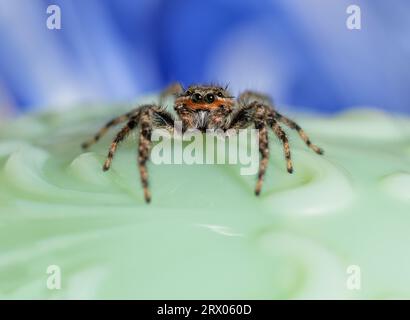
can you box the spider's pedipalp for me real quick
[152,107,175,131]
[274,111,324,155]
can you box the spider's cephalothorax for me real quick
[174,85,234,131]
[81,83,324,203]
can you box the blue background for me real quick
[0,0,409,115]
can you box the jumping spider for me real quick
[82,83,323,203]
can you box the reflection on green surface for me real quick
[0,100,409,299]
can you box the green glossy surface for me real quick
[0,100,409,299]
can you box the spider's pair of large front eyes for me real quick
[191,93,216,103]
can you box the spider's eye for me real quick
[217,92,224,98]
[185,90,192,96]
[192,93,202,103]
[204,93,215,103]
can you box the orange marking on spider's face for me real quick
[175,96,234,110]
[184,100,222,110]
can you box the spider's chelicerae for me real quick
[81,83,323,203]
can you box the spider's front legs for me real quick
[254,107,293,195]
[137,110,153,203]
[255,124,269,195]
[230,102,294,195]
[81,110,138,150]
[101,105,173,203]
[101,111,152,203]
[102,116,139,171]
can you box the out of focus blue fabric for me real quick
[0,0,409,114]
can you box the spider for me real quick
[81,83,323,203]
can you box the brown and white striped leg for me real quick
[271,120,293,174]
[274,112,324,155]
[102,117,138,171]
[81,110,138,149]
[255,124,270,196]
[137,111,153,203]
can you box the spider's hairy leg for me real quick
[255,124,270,196]
[101,104,172,203]
[81,110,138,149]
[228,101,271,195]
[229,101,293,194]
[138,106,174,203]
[274,111,324,155]
[159,82,184,104]
[102,116,139,171]
[271,119,293,174]
[137,111,153,203]
[238,90,274,106]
